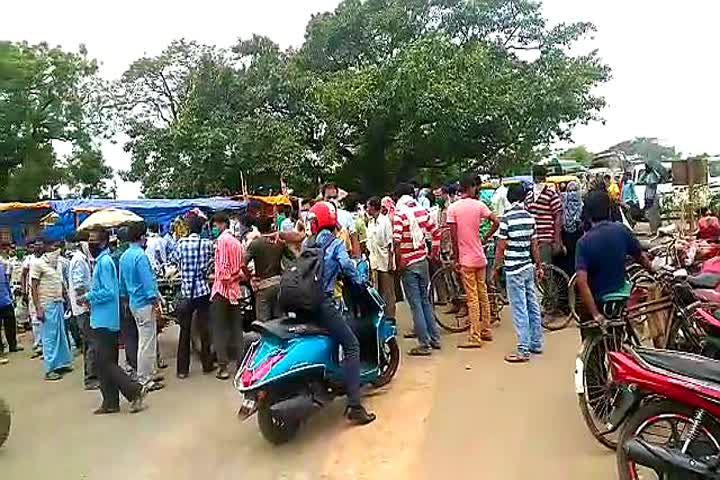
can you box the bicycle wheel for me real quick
[539,264,572,331]
[577,329,625,450]
[429,265,469,333]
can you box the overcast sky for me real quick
[4,0,719,198]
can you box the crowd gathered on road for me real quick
[0,165,661,426]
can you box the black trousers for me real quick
[177,294,213,375]
[210,295,244,368]
[120,302,138,371]
[76,312,98,385]
[92,327,142,409]
[65,314,83,350]
[0,304,17,353]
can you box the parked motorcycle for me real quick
[234,285,399,445]
[0,397,10,448]
[607,346,720,479]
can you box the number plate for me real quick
[574,357,585,394]
[237,398,257,420]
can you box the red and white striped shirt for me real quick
[211,230,244,304]
[392,197,442,267]
[525,186,562,243]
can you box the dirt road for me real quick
[0,306,615,480]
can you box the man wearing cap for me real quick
[30,236,73,381]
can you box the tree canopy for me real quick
[608,137,681,164]
[0,41,114,200]
[1,0,611,200]
[119,0,610,197]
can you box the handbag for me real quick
[177,239,203,319]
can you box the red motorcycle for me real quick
[608,346,720,479]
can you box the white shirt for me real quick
[337,208,356,234]
[367,214,393,272]
[145,233,167,272]
[68,250,91,316]
[491,185,511,218]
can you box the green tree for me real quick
[61,148,114,198]
[561,145,594,166]
[301,0,610,192]
[0,41,113,200]
[119,0,610,197]
[608,137,681,164]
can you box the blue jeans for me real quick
[506,266,543,354]
[401,259,439,347]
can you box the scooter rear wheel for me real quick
[373,338,400,388]
[257,402,300,446]
[616,400,720,480]
[0,397,10,448]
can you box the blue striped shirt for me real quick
[498,203,537,275]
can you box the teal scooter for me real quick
[234,285,399,445]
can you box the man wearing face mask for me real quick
[82,229,146,414]
[30,235,73,381]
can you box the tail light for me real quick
[240,350,287,388]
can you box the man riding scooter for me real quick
[306,201,377,425]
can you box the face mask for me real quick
[211,226,220,239]
[89,243,104,259]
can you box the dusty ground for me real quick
[0,305,615,480]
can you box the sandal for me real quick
[504,352,530,363]
[45,371,63,381]
[408,346,432,356]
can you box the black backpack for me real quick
[278,236,330,313]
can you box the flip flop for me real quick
[504,352,530,363]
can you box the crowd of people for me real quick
[0,167,651,421]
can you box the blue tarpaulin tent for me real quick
[0,198,247,243]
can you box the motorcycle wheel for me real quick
[257,402,300,446]
[616,400,720,480]
[0,397,10,448]
[372,338,400,388]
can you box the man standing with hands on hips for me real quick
[447,175,500,349]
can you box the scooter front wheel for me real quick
[373,338,400,388]
[0,397,10,448]
[257,403,300,446]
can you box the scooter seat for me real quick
[688,273,720,289]
[252,318,330,340]
[635,347,720,386]
[695,288,720,304]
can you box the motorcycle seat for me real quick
[688,273,720,289]
[635,347,720,386]
[252,318,330,340]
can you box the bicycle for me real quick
[576,267,696,450]
[429,262,506,332]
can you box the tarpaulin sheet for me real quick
[248,195,293,207]
[0,198,246,241]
